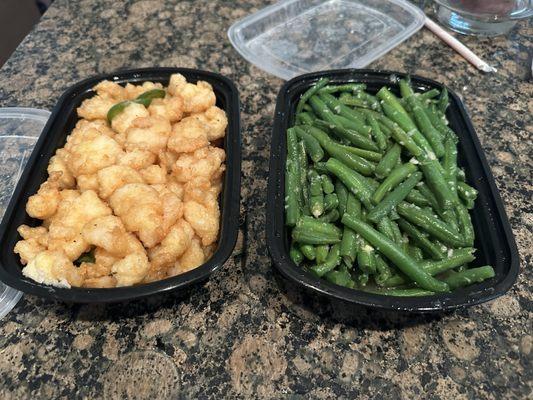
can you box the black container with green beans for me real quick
[266,70,519,312]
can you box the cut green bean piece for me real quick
[340,226,358,266]
[296,78,330,114]
[321,174,335,194]
[285,128,301,226]
[443,266,494,290]
[326,158,374,209]
[406,95,445,157]
[397,218,445,260]
[367,171,423,222]
[324,193,339,211]
[363,288,435,296]
[294,126,325,163]
[290,245,304,265]
[375,143,401,179]
[335,181,349,217]
[316,245,329,264]
[366,113,387,151]
[341,214,449,292]
[311,243,341,277]
[372,162,418,204]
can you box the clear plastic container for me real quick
[228,0,425,80]
[0,108,50,319]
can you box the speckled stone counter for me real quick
[0,1,531,398]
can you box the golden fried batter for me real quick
[16,74,226,288]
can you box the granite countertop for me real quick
[0,0,531,398]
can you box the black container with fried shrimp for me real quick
[0,68,241,303]
[266,69,519,312]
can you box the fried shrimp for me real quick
[17,74,227,288]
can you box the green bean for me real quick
[311,243,341,277]
[296,141,309,213]
[382,247,475,287]
[419,159,456,210]
[346,193,362,217]
[308,168,324,217]
[372,162,418,203]
[399,79,415,98]
[285,128,301,226]
[442,135,458,200]
[339,93,369,108]
[340,227,358,266]
[406,95,445,157]
[338,144,382,162]
[425,104,455,137]
[397,218,445,260]
[397,202,465,247]
[376,87,411,117]
[442,266,494,290]
[437,87,449,114]
[294,126,324,163]
[357,271,369,286]
[313,161,329,175]
[318,83,366,94]
[359,92,382,112]
[377,218,395,241]
[325,264,356,288]
[367,171,423,222]
[290,244,304,265]
[321,175,335,194]
[318,93,371,134]
[455,203,475,246]
[302,104,313,113]
[335,181,348,217]
[408,245,424,261]
[417,182,440,212]
[405,188,431,207]
[292,227,341,245]
[324,193,339,211]
[457,168,466,182]
[419,88,440,102]
[304,126,375,175]
[357,240,377,274]
[366,113,387,151]
[314,118,378,151]
[375,254,393,285]
[317,209,340,223]
[296,112,315,126]
[374,143,401,179]
[300,244,316,260]
[363,288,435,296]
[370,112,423,157]
[441,208,460,234]
[341,214,449,292]
[325,158,373,209]
[316,245,329,264]
[296,77,330,114]
[457,181,478,201]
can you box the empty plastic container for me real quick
[0,108,50,318]
[228,0,425,79]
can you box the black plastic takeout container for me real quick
[266,69,519,312]
[0,67,241,303]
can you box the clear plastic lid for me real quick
[228,0,425,80]
[0,107,50,319]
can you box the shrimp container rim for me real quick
[0,67,241,303]
[266,69,519,312]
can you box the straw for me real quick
[424,17,497,73]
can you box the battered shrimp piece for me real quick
[167,74,216,113]
[77,95,115,121]
[76,174,99,192]
[94,80,127,101]
[83,276,117,288]
[146,219,195,279]
[26,178,61,219]
[63,134,124,176]
[119,149,157,170]
[71,119,116,139]
[47,153,75,189]
[168,238,205,276]
[46,190,112,261]
[123,81,163,100]
[111,102,149,135]
[192,106,228,141]
[158,150,178,173]
[125,116,171,154]
[97,165,144,199]
[172,146,225,183]
[109,183,164,248]
[22,250,84,288]
[148,96,184,123]
[139,165,167,184]
[167,116,209,153]
[81,215,145,257]
[183,199,219,246]
[112,252,150,286]
[14,240,45,265]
